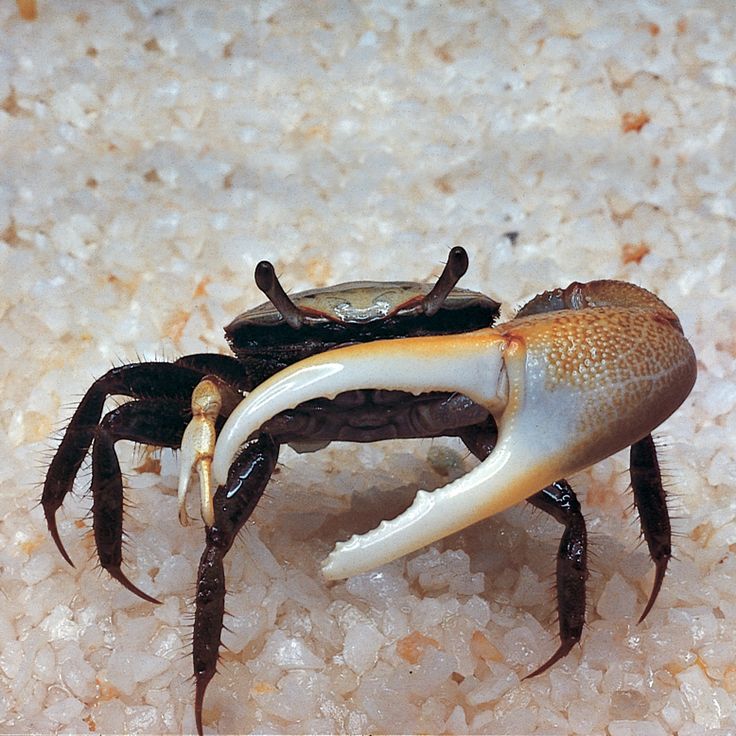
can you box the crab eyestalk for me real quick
[211,297,696,580]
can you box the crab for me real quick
[42,248,696,734]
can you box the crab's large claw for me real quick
[212,293,696,580]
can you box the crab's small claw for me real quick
[178,378,224,527]
[212,284,696,580]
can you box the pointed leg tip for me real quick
[54,536,75,568]
[524,641,576,680]
[637,590,661,625]
[638,558,668,624]
[195,668,216,736]
[106,566,161,605]
[45,512,75,568]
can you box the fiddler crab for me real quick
[42,248,696,733]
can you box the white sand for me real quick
[1,1,734,734]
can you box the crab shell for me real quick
[230,280,496,326]
[210,281,696,581]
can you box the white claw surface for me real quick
[210,283,697,579]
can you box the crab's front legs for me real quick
[193,434,278,736]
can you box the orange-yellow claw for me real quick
[503,303,696,471]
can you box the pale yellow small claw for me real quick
[178,378,222,527]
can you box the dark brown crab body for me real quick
[41,249,696,734]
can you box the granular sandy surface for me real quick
[0,2,734,734]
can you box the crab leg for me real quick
[91,400,193,603]
[210,299,696,580]
[458,422,588,674]
[42,356,244,565]
[630,433,671,622]
[193,433,278,736]
[526,480,587,677]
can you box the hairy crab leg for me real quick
[42,358,242,564]
[630,433,671,622]
[174,353,253,392]
[91,400,193,603]
[525,480,588,677]
[210,290,696,581]
[193,434,278,736]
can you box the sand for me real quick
[1,1,734,734]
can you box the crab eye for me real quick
[254,260,304,329]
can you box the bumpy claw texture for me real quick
[212,280,696,581]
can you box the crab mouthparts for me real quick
[202,306,695,580]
